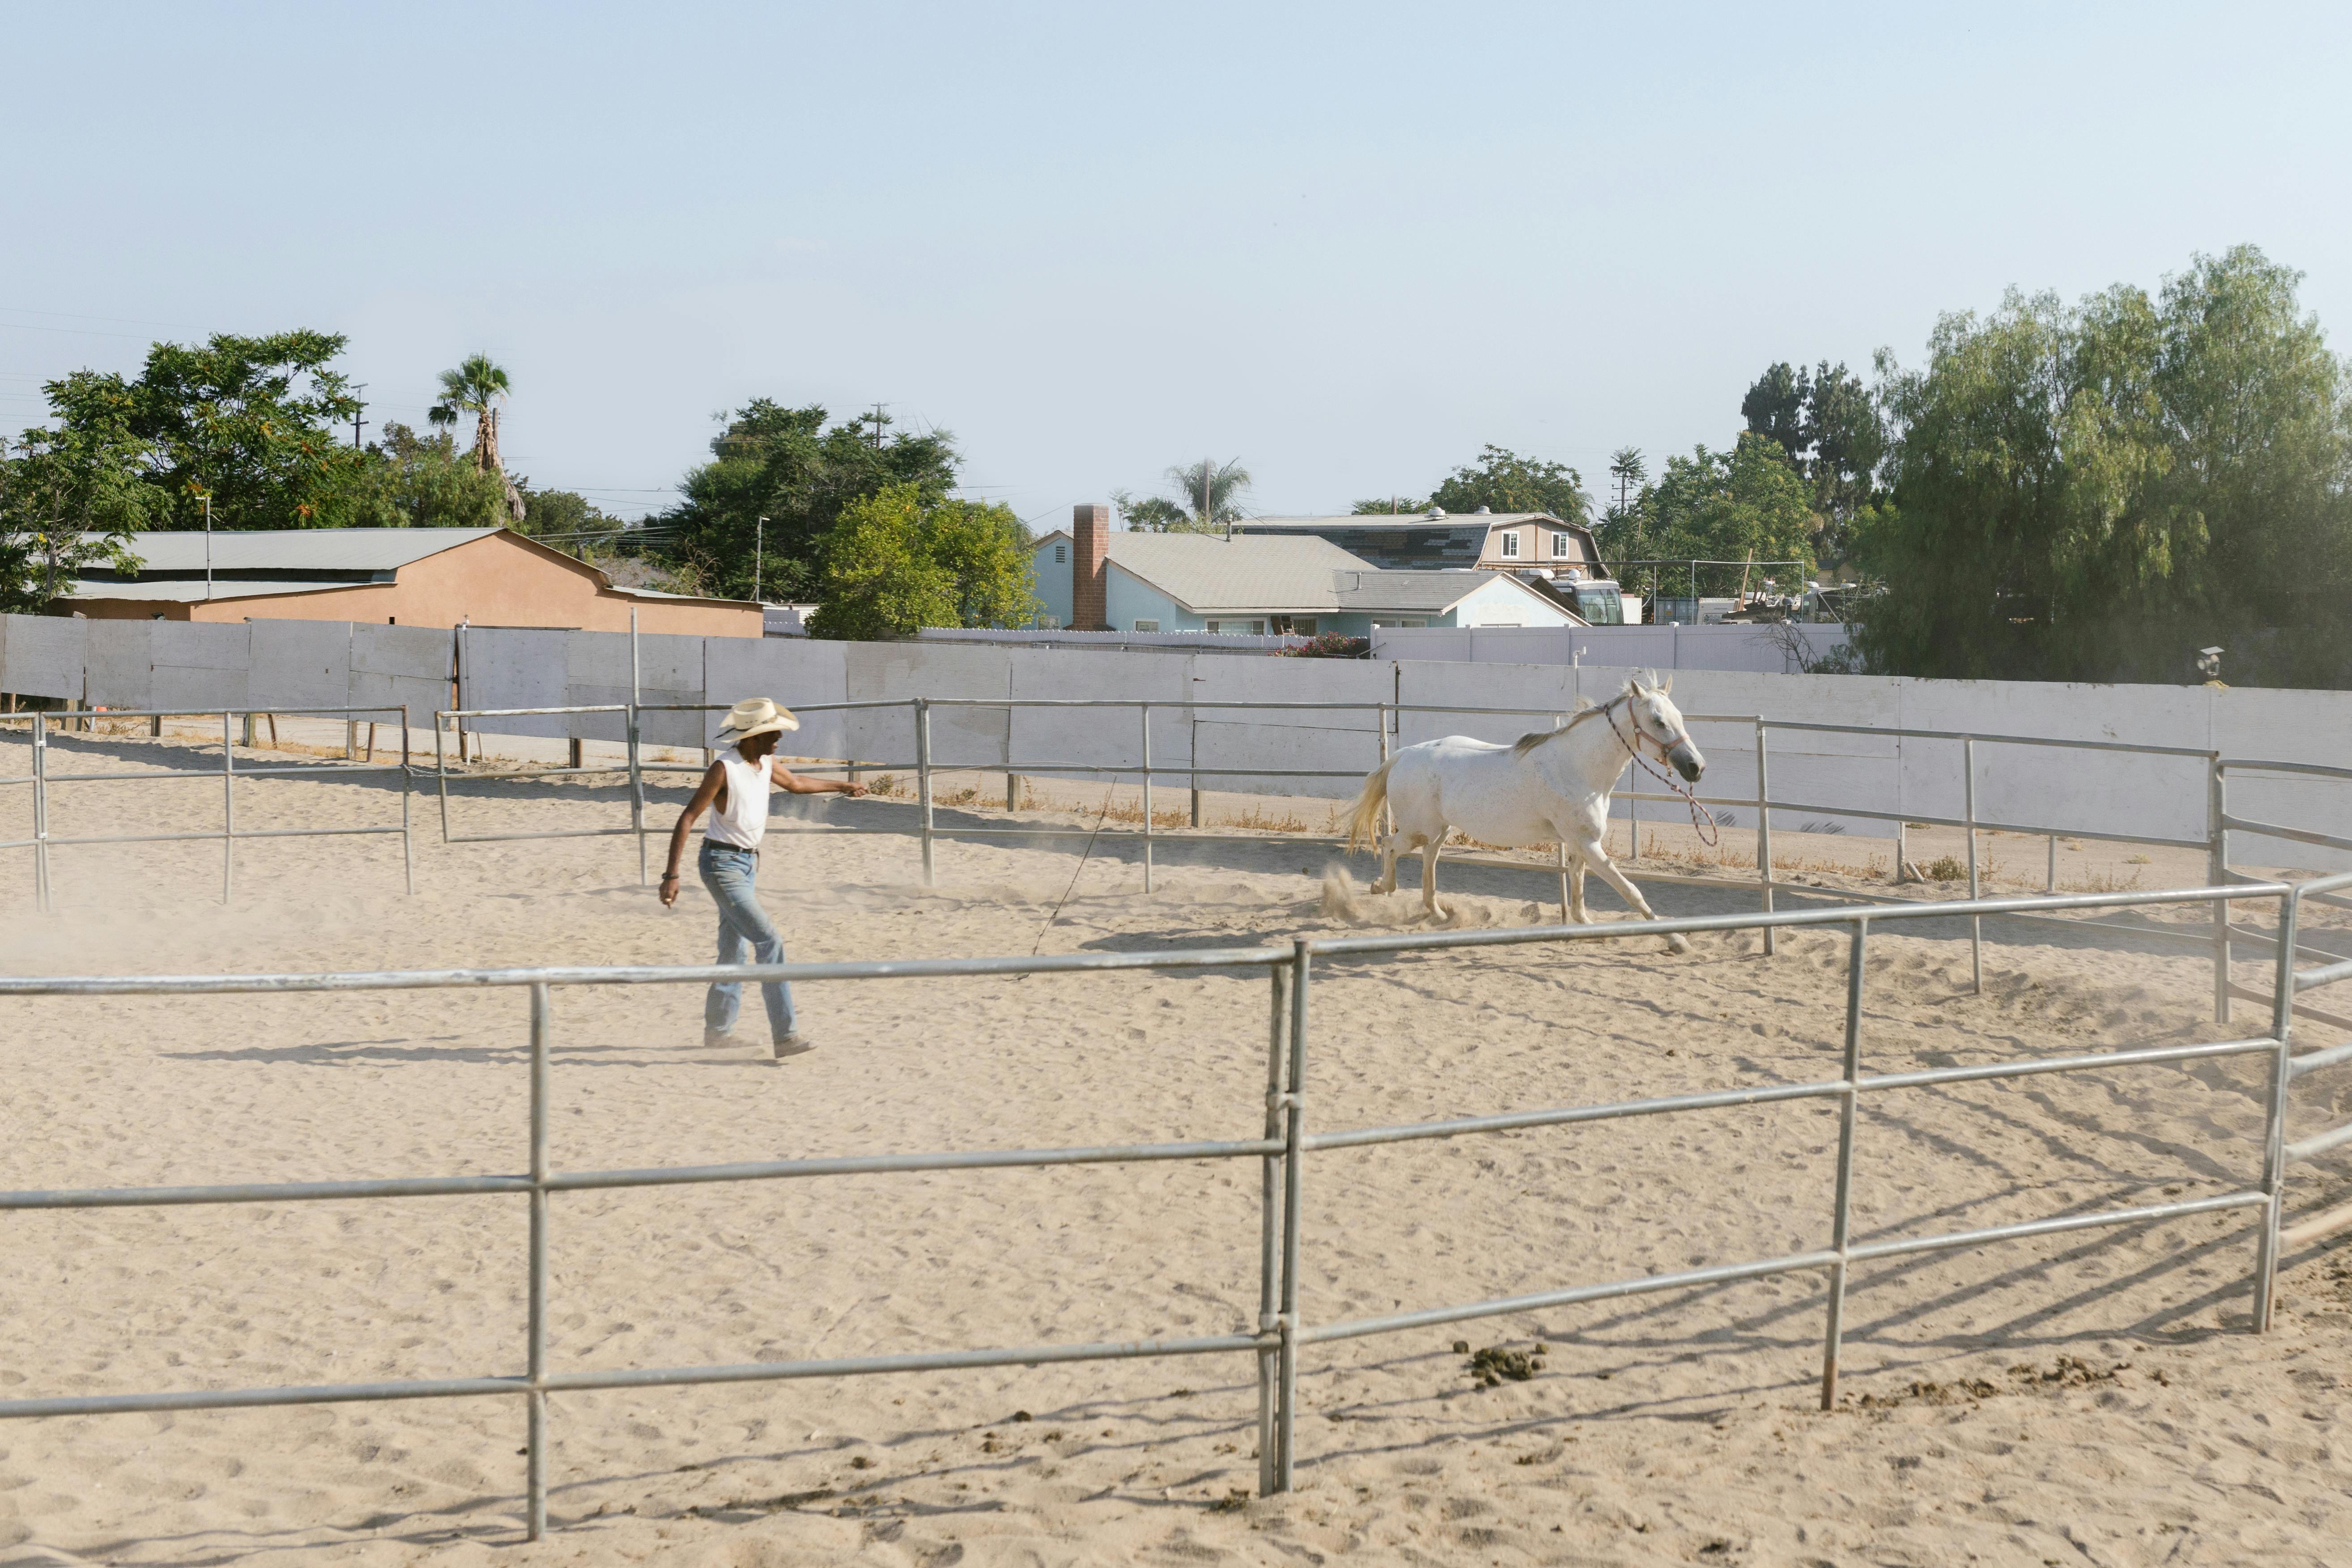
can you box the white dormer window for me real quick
[1551,531,1572,558]
[1054,544,1067,564]
[1499,530,1521,558]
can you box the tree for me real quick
[1426,444,1591,523]
[339,422,513,530]
[1606,446,1646,519]
[0,417,169,612]
[1117,458,1252,532]
[41,330,369,528]
[1853,246,2352,687]
[660,401,959,601]
[1740,360,1888,558]
[805,484,1037,641]
[1348,493,1428,514]
[1603,433,1817,601]
[430,353,523,523]
[516,484,625,553]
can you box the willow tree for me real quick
[1853,246,2352,686]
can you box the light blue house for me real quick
[1029,528,1579,634]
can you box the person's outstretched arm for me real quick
[659,760,728,907]
[773,763,868,798]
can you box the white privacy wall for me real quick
[6,614,2348,869]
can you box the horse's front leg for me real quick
[1577,837,1689,954]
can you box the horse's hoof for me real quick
[1665,932,1692,956]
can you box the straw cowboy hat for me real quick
[715,697,800,741]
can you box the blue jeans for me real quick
[698,842,796,1041]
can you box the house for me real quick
[1029,505,1581,635]
[60,528,761,636]
[1233,508,1606,578]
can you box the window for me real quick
[1499,530,1521,558]
[1208,618,1267,635]
[1054,544,1067,564]
[1132,619,1160,633]
[1551,531,1572,557]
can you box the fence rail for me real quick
[4,875,2351,1542]
[2,705,413,908]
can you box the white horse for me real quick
[1345,675,1706,953]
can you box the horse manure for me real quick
[1452,1340,1471,1355]
[1011,1410,1034,1422]
[1466,1345,1544,1386]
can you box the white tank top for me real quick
[704,752,773,848]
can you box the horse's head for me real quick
[1628,676,1705,783]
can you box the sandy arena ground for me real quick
[4,720,2352,1566]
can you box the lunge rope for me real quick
[1605,700,1722,850]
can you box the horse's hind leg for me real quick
[1580,840,1689,954]
[1568,859,1591,923]
[1374,829,1406,894]
[1421,832,1450,919]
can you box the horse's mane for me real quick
[1510,694,1600,755]
[1507,672,1670,756]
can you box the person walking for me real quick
[659,697,865,1058]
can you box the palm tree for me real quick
[430,354,524,523]
[1121,457,1251,533]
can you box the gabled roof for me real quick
[1033,529,1579,618]
[88,528,504,574]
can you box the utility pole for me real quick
[200,493,212,599]
[867,404,887,449]
[754,516,766,603]
[351,384,368,449]
[1209,457,1223,541]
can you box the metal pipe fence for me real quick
[427,697,2352,1027]
[3,875,2349,1539]
[2,705,414,909]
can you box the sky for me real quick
[4,1,2348,528]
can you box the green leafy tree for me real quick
[1854,246,2352,686]
[806,484,1037,640]
[340,422,513,529]
[1117,458,1252,532]
[1348,493,1428,514]
[1426,444,1591,523]
[0,417,169,612]
[41,330,369,528]
[1604,432,1817,601]
[516,484,625,553]
[1740,360,1886,558]
[662,401,959,601]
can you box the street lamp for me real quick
[754,516,766,604]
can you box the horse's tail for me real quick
[1345,756,1398,851]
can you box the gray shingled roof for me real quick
[1242,512,1569,531]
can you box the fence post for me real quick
[1140,703,1154,893]
[1191,713,1204,828]
[434,714,454,847]
[31,713,50,913]
[915,699,935,888]
[1963,737,1982,994]
[221,711,236,905]
[2252,886,2301,1333]
[2211,756,2231,1025]
[1274,937,1310,1492]
[630,613,647,888]
[526,981,551,1539]
[2046,834,2057,893]
[1756,719,1776,957]
[400,705,415,896]
[1257,960,1289,1497]
[1819,918,1868,1410]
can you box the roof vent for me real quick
[1474,505,1492,514]
[1425,506,1446,518]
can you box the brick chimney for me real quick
[1072,503,1110,630]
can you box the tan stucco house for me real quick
[60,528,760,637]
